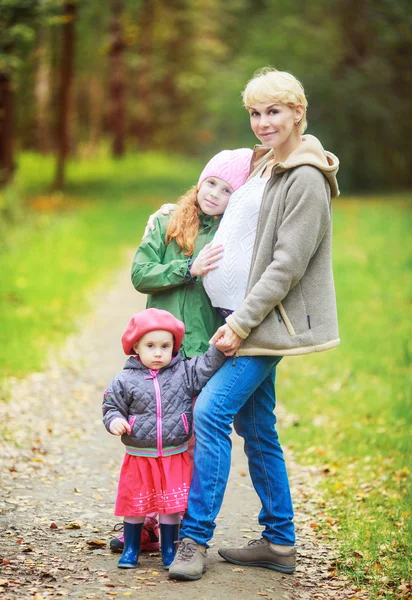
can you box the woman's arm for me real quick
[227,168,331,339]
[143,204,176,236]
[131,215,194,294]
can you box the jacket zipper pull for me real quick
[307,315,311,329]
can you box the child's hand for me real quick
[210,324,242,356]
[190,243,224,277]
[143,204,177,237]
[110,418,131,436]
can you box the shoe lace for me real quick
[144,516,158,530]
[176,540,198,562]
[113,523,124,533]
[247,538,266,547]
[143,517,159,543]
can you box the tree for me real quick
[53,0,77,190]
[128,0,155,149]
[34,26,52,152]
[0,0,39,186]
[108,0,126,157]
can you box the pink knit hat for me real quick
[121,308,185,355]
[198,148,253,191]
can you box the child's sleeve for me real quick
[131,216,195,294]
[102,376,130,434]
[184,345,227,396]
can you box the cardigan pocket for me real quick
[277,302,296,336]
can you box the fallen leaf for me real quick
[66,522,81,529]
[86,540,106,548]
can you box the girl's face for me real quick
[248,101,303,154]
[197,177,234,216]
[133,330,174,370]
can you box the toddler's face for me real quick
[133,330,174,370]
[197,177,234,216]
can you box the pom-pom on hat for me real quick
[121,308,185,355]
[198,148,253,192]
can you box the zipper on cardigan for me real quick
[181,413,189,435]
[150,369,163,457]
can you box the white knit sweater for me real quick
[203,168,268,310]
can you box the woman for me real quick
[167,67,340,581]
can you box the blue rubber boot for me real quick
[160,523,180,569]
[117,522,142,569]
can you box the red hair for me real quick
[166,186,202,256]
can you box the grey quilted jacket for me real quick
[103,345,225,457]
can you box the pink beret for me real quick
[121,308,185,355]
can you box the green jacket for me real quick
[131,213,224,359]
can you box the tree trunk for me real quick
[133,0,155,149]
[54,1,77,191]
[109,0,126,157]
[159,0,192,150]
[0,45,14,186]
[35,28,52,153]
[88,74,103,153]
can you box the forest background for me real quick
[0,1,411,599]
[1,0,412,191]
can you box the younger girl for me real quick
[103,308,225,569]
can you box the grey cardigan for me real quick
[103,345,225,457]
[226,134,340,356]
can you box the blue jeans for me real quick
[180,355,295,547]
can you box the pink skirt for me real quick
[114,451,192,516]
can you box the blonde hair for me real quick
[166,186,202,256]
[242,67,308,134]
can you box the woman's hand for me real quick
[110,418,131,436]
[210,323,242,356]
[143,203,177,237]
[190,243,224,277]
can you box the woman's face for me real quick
[248,101,303,152]
[197,177,234,216]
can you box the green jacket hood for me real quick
[250,134,340,199]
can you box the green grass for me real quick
[0,151,201,379]
[278,196,412,598]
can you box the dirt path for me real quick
[0,260,368,600]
